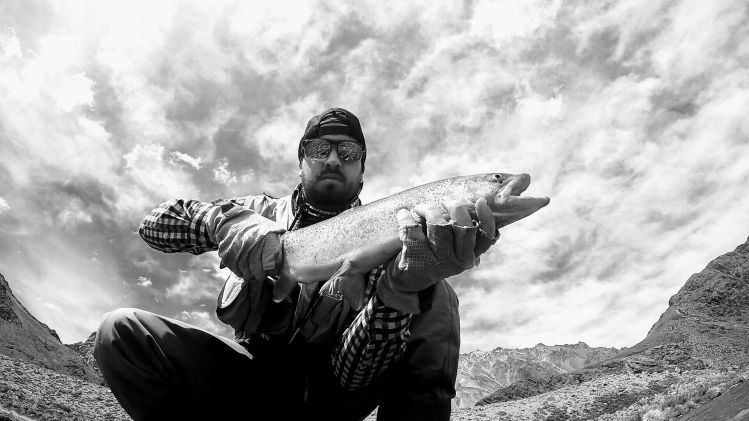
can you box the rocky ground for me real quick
[64,333,103,385]
[453,367,748,420]
[0,354,128,421]
[2,359,746,421]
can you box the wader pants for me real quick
[94,280,459,421]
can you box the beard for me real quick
[301,175,361,210]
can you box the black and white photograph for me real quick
[0,0,748,420]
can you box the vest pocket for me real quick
[296,293,348,345]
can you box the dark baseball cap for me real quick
[298,108,367,166]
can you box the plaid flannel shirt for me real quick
[333,265,411,389]
[139,198,412,390]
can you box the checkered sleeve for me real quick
[138,199,220,255]
[331,267,412,390]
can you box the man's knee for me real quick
[94,308,145,367]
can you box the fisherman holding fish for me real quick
[94,108,549,420]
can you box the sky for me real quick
[0,0,747,352]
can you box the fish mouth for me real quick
[489,173,550,222]
[498,173,531,198]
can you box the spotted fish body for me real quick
[280,173,545,285]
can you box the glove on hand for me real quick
[377,198,499,313]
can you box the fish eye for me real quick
[494,174,504,181]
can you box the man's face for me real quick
[300,134,364,209]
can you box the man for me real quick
[94,108,512,420]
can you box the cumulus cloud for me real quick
[136,276,152,287]
[0,29,22,59]
[121,143,202,212]
[212,158,237,185]
[52,72,94,112]
[166,271,214,304]
[164,261,230,307]
[1,0,747,351]
[55,197,93,226]
[169,151,203,170]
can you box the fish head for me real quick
[463,173,531,203]
[460,173,549,226]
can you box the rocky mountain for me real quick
[0,273,100,383]
[474,342,709,406]
[453,365,749,420]
[629,237,749,366]
[465,236,749,420]
[454,342,621,408]
[65,331,104,384]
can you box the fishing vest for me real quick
[215,194,361,347]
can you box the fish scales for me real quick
[280,173,536,284]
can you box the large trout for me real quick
[273,173,549,302]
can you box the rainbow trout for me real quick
[274,173,549,302]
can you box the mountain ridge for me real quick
[454,341,621,408]
[0,273,100,383]
[472,235,749,416]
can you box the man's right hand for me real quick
[376,198,500,313]
[401,198,499,280]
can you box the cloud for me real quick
[212,158,237,185]
[253,95,321,160]
[164,262,230,306]
[57,201,93,226]
[165,271,211,304]
[52,72,94,112]
[121,143,202,211]
[0,197,9,214]
[0,29,22,59]
[169,151,203,170]
[136,276,152,287]
[175,310,229,336]
[0,31,118,188]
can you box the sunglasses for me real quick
[302,139,365,161]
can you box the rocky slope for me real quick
[454,366,749,420]
[475,343,708,406]
[454,342,621,408]
[65,332,104,384]
[629,238,749,367]
[0,353,128,421]
[0,273,100,383]
[465,236,749,420]
[678,377,749,421]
